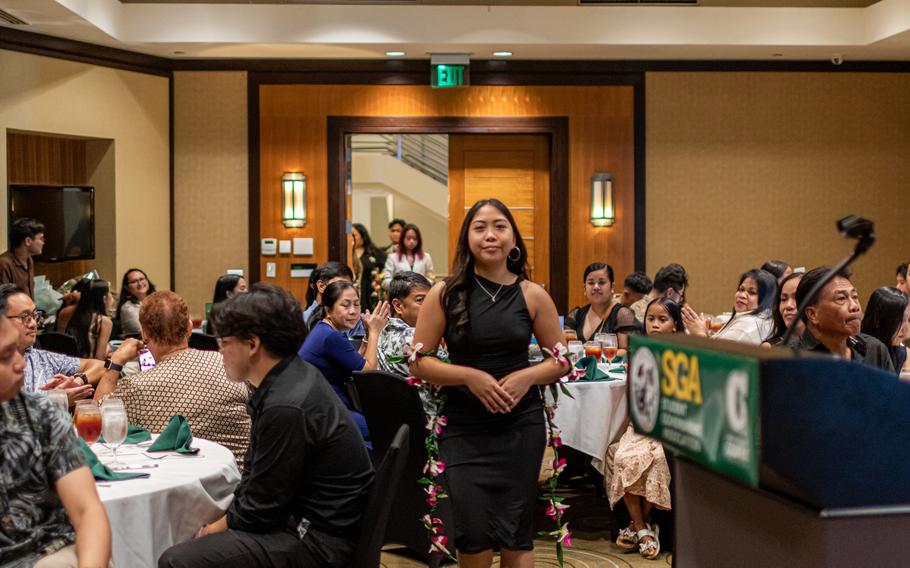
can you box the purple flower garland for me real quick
[401,341,583,565]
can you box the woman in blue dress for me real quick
[299,281,389,449]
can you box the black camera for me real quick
[837,215,875,253]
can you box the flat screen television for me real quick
[8,185,95,262]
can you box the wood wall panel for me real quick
[451,134,550,286]
[6,132,88,286]
[259,85,635,309]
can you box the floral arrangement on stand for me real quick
[371,265,387,303]
[396,340,583,566]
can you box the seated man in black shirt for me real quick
[795,266,894,372]
[158,284,374,568]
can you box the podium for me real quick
[628,335,910,567]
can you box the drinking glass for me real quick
[600,333,619,362]
[563,328,578,342]
[567,340,584,365]
[101,397,124,413]
[584,341,602,362]
[74,400,102,445]
[46,389,69,412]
[101,409,129,468]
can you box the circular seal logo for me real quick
[629,348,660,433]
[725,370,750,434]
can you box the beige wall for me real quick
[173,71,248,318]
[646,72,910,314]
[0,49,170,292]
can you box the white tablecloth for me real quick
[94,435,241,568]
[546,372,629,474]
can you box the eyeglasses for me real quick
[215,336,233,349]
[128,276,148,286]
[7,310,45,326]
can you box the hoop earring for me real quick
[508,246,522,262]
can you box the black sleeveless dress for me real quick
[441,274,545,553]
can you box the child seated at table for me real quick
[605,298,677,560]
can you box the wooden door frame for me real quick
[327,116,569,312]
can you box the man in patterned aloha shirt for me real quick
[377,272,446,412]
[0,296,111,567]
[0,285,102,404]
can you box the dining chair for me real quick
[350,424,410,568]
[351,371,451,567]
[37,331,79,357]
[188,332,219,351]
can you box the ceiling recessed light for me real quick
[385,51,406,57]
[493,51,513,57]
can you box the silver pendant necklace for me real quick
[474,275,505,303]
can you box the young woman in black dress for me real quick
[411,199,568,568]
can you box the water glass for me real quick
[563,328,578,342]
[567,340,584,365]
[101,408,129,468]
[101,397,124,412]
[46,389,69,412]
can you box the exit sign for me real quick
[431,63,469,88]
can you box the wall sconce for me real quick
[282,172,306,228]
[590,173,615,227]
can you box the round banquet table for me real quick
[94,435,241,568]
[545,368,629,474]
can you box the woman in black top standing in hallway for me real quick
[351,223,387,312]
[411,198,568,568]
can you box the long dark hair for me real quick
[117,268,156,315]
[212,274,244,305]
[66,280,110,358]
[644,298,684,335]
[718,269,778,334]
[305,261,354,307]
[761,260,791,281]
[442,199,527,338]
[770,272,803,341]
[396,223,425,261]
[862,287,908,347]
[352,223,383,259]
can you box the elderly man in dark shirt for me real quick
[795,266,894,372]
[158,284,374,568]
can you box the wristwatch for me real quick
[104,358,124,374]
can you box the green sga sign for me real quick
[628,335,760,486]
[431,64,468,88]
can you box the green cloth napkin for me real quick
[80,439,149,481]
[99,425,151,445]
[574,355,614,381]
[148,415,199,454]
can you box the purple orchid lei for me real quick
[400,340,583,565]
[399,342,454,559]
[538,342,585,565]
